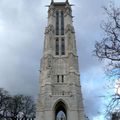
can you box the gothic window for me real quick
[56,11,59,35]
[61,38,65,55]
[57,75,59,83]
[62,75,64,83]
[55,102,67,120]
[61,11,64,35]
[56,38,59,55]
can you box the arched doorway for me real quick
[55,101,67,120]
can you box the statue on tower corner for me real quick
[51,0,54,4]
[66,0,69,3]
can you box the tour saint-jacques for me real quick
[36,0,85,120]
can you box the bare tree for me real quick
[0,88,10,119]
[20,96,36,119]
[7,94,36,120]
[7,95,25,120]
[94,3,120,119]
[0,88,36,120]
[95,3,120,73]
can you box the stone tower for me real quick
[36,0,85,120]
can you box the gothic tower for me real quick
[36,0,85,120]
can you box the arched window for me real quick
[61,11,64,35]
[57,75,59,83]
[56,11,59,35]
[55,101,67,120]
[62,75,64,83]
[56,38,59,55]
[61,38,65,55]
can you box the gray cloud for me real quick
[0,0,44,95]
[0,0,118,119]
[81,66,105,119]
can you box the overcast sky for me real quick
[0,0,120,120]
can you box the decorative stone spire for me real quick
[66,0,69,4]
[51,0,54,4]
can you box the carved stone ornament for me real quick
[47,69,51,78]
[48,5,55,17]
[65,24,75,33]
[49,25,54,37]
[45,24,54,34]
[45,27,49,34]
[47,55,52,68]
[64,4,71,16]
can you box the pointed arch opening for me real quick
[54,101,67,120]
